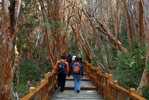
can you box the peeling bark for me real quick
[83,11,109,71]
[122,0,133,51]
[0,0,21,100]
[97,20,128,55]
[137,0,149,96]
[138,0,144,45]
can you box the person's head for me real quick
[61,55,66,59]
[67,54,72,61]
[67,54,72,59]
[79,57,82,61]
[75,57,80,62]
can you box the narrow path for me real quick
[51,74,104,100]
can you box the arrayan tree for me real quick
[0,0,148,99]
[137,0,149,95]
[0,0,21,100]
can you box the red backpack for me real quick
[73,62,80,74]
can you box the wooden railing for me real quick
[21,60,146,100]
[21,70,57,100]
[83,60,147,100]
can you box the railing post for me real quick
[45,73,49,81]
[108,74,113,96]
[30,87,36,93]
[129,88,136,100]
[52,70,55,94]
[113,80,118,100]
[48,72,52,84]
[97,71,100,95]
[95,67,99,90]
[120,92,124,100]
[93,67,97,88]
[48,72,51,75]
[104,73,108,99]
[44,73,49,97]
[30,87,36,100]
[38,80,45,100]
[91,66,94,84]
[83,61,87,72]
[85,62,89,75]
[99,71,102,95]
[88,64,92,78]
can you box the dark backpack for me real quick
[73,62,80,74]
[58,60,66,74]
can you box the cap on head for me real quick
[72,55,76,61]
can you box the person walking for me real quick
[54,55,69,92]
[66,54,72,76]
[71,57,83,93]
[69,55,76,76]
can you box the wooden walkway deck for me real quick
[51,74,104,100]
[21,61,147,100]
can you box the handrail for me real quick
[82,60,147,100]
[21,70,57,100]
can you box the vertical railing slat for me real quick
[104,73,108,99]
[113,81,118,100]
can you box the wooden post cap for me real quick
[105,73,108,77]
[129,88,136,94]
[113,80,118,85]
[48,72,51,75]
[30,87,35,93]
[45,73,49,80]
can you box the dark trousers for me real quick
[58,73,66,91]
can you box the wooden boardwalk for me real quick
[21,61,147,100]
[51,74,104,100]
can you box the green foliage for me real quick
[142,85,149,99]
[19,60,47,83]
[116,46,146,89]
[13,59,52,97]
[81,50,88,61]
[147,60,149,73]
[13,83,30,98]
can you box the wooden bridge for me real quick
[21,60,146,100]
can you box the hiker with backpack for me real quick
[71,57,83,93]
[54,55,69,92]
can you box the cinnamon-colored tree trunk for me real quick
[98,21,128,55]
[0,0,21,100]
[138,0,144,45]
[46,0,71,61]
[122,0,133,51]
[84,13,109,71]
[137,0,149,96]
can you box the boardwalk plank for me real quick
[51,90,103,100]
[65,80,94,87]
[51,74,104,100]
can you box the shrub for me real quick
[116,46,146,89]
